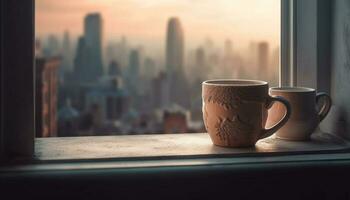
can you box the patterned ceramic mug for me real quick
[202,79,291,147]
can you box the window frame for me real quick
[0,0,333,161]
[281,0,332,93]
[1,0,35,161]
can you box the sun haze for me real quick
[35,0,280,50]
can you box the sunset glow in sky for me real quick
[35,0,280,50]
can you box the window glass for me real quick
[35,0,280,137]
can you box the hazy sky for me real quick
[36,0,280,52]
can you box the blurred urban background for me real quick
[35,0,280,137]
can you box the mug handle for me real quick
[260,96,291,139]
[316,92,332,122]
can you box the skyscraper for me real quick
[195,47,205,68]
[166,17,184,75]
[116,36,129,69]
[84,13,104,80]
[61,31,73,72]
[74,36,92,82]
[128,49,140,81]
[127,49,141,98]
[144,57,156,80]
[194,47,208,81]
[165,17,190,108]
[152,72,170,109]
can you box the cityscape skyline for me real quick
[35,1,280,137]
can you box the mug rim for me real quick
[202,79,268,87]
[269,86,315,93]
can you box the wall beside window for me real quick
[330,0,350,137]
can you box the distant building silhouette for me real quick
[128,49,140,79]
[35,57,60,137]
[116,36,129,69]
[195,47,208,80]
[84,13,103,81]
[144,57,156,79]
[195,47,205,68]
[68,13,105,116]
[127,49,141,96]
[108,61,121,76]
[152,72,170,109]
[257,41,269,81]
[61,31,73,72]
[74,36,92,82]
[165,17,190,108]
[166,17,184,74]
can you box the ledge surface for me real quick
[35,132,350,161]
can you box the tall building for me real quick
[166,17,184,74]
[144,57,156,79]
[192,46,209,82]
[128,49,140,79]
[127,49,141,96]
[106,42,117,67]
[61,31,73,72]
[195,47,205,68]
[152,72,170,109]
[116,36,129,69]
[74,36,92,82]
[84,13,104,80]
[257,41,269,81]
[165,17,190,108]
[35,57,60,137]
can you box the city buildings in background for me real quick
[35,57,60,137]
[35,11,279,137]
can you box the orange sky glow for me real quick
[35,0,280,51]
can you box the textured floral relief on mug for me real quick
[204,87,242,110]
[214,115,254,142]
[203,87,260,142]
